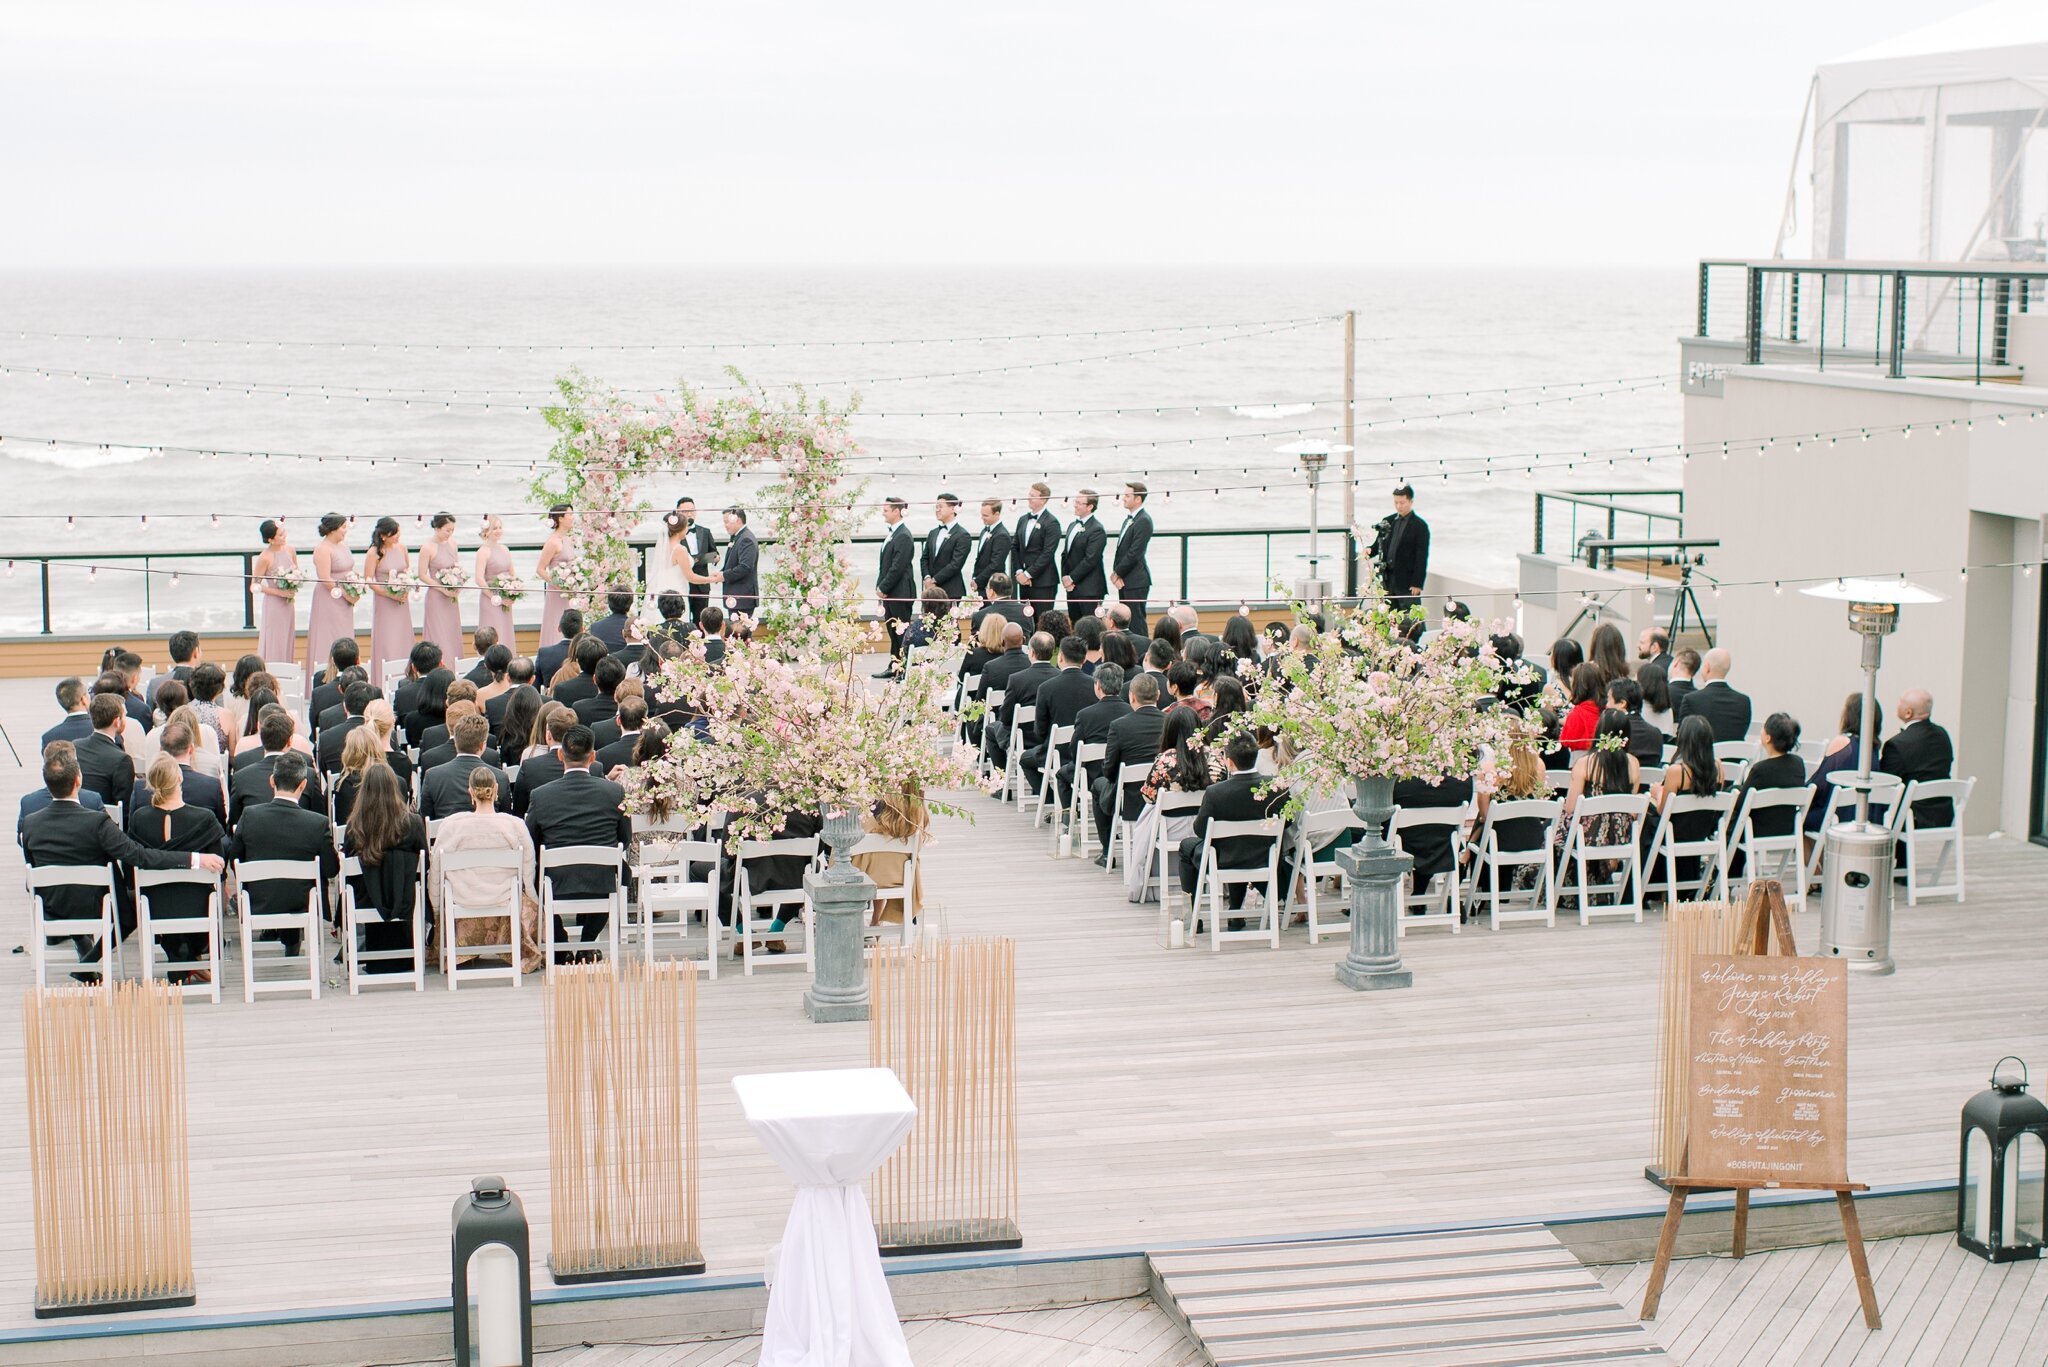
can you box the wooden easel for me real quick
[1638,881,1881,1330]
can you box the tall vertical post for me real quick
[1341,310,1356,596]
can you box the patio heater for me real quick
[1799,577,1945,975]
[1274,441,1352,604]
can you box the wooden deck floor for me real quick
[1,676,2045,1338]
[1599,1234,2048,1366]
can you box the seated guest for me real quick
[167,629,203,684]
[525,725,631,958]
[1638,662,1675,735]
[853,787,930,928]
[1606,677,1665,765]
[127,754,226,983]
[1643,715,1725,892]
[1554,711,1642,884]
[400,666,453,747]
[313,666,366,738]
[988,632,1057,767]
[416,681,480,758]
[1666,648,1700,713]
[1807,692,1880,846]
[1673,647,1751,741]
[1218,614,1260,677]
[77,693,137,808]
[1035,609,1071,644]
[312,635,361,698]
[1725,712,1808,881]
[341,765,427,972]
[226,753,336,962]
[1201,675,1249,743]
[128,720,225,826]
[18,741,104,846]
[420,699,494,772]
[334,726,391,827]
[1022,636,1098,797]
[1176,732,1286,921]
[513,704,576,816]
[970,574,1026,635]
[573,656,625,728]
[1558,662,1606,752]
[111,650,153,732]
[1163,661,1209,722]
[1588,621,1630,685]
[23,744,222,979]
[1063,663,1129,811]
[596,696,649,773]
[41,676,93,751]
[720,805,823,952]
[961,613,1007,688]
[318,680,380,775]
[1879,688,1955,830]
[1092,672,1166,855]
[1072,614,1105,671]
[591,678,638,750]
[149,677,190,730]
[1391,768,1474,892]
[1493,633,1544,711]
[645,590,689,650]
[535,608,584,685]
[1106,600,1148,657]
[1141,637,1175,699]
[1547,637,1584,706]
[552,635,608,708]
[1124,705,1222,902]
[429,766,543,973]
[697,604,729,666]
[186,662,234,754]
[229,653,266,705]
[615,723,674,818]
[475,644,516,713]
[1465,745,1550,894]
[972,622,1028,745]
[361,699,415,794]
[588,590,636,653]
[230,710,330,826]
[393,641,451,729]
[901,584,954,656]
[1150,615,1183,657]
[422,713,511,819]
[496,685,544,767]
[1100,627,1140,681]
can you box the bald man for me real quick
[1880,688,1955,829]
[1673,646,1751,742]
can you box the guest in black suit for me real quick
[341,764,427,971]
[19,761,104,847]
[24,744,221,976]
[311,666,367,739]
[535,608,584,686]
[309,638,361,722]
[76,694,136,809]
[1093,673,1166,853]
[1666,648,1699,715]
[1060,489,1108,621]
[525,726,631,955]
[971,498,1014,600]
[127,754,226,979]
[392,642,449,723]
[573,656,625,730]
[1105,601,1148,653]
[1110,482,1155,634]
[921,493,972,603]
[1880,689,1957,829]
[552,636,608,709]
[1370,482,1430,611]
[128,720,226,827]
[976,624,1030,739]
[421,714,510,819]
[710,507,760,621]
[1177,732,1286,910]
[588,590,635,654]
[41,677,94,751]
[166,630,203,685]
[230,710,330,827]
[1063,664,1130,809]
[314,680,376,775]
[1637,627,1672,676]
[464,628,500,687]
[970,575,1029,636]
[1390,773,1474,890]
[595,697,648,774]
[1673,647,1752,742]
[108,650,153,733]
[1011,480,1062,620]
[990,633,1057,770]
[1021,636,1098,798]
[513,705,575,816]
[874,496,917,671]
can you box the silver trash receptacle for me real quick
[1820,820,1896,975]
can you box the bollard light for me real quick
[451,1176,533,1367]
[1959,1058,2048,1262]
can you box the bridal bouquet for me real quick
[334,572,369,605]
[485,573,527,607]
[432,564,469,598]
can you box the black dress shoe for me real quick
[870,668,898,679]
[70,970,103,984]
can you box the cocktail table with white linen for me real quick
[733,1067,919,1367]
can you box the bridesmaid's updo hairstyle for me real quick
[430,512,456,531]
[260,519,281,546]
[548,503,572,529]
[317,512,348,538]
[371,516,402,551]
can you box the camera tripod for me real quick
[1667,557,1716,648]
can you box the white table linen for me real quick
[734,1067,918,1367]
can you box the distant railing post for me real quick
[1887,271,1908,379]
[143,559,152,632]
[1343,529,1358,598]
[1788,272,1801,343]
[1178,535,1190,603]
[39,560,51,636]
[1533,494,1545,557]
[241,553,256,630]
[1697,262,1711,338]
[1744,267,1764,366]
[1818,273,1829,372]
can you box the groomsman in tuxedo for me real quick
[1060,488,1108,622]
[710,507,759,621]
[1011,481,1061,620]
[971,499,1014,599]
[921,493,971,602]
[874,496,917,674]
[1110,481,1155,634]
[673,496,719,625]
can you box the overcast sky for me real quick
[0,1,1983,269]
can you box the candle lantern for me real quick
[451,1176,533,1366]
[1959,1058,2048,1262]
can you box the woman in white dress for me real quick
[644,509,693,622]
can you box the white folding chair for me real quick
[1713,742,1757,787]
[1002,704,1037,805]
[852,832,922,945]
[380,660,410,696]
[955,672,982,746]
[339,855,426,993]
[1034,724,1073,831]
[233,858,323,1001]
[134,867,223,1003]
[1468,799,1563,930]
[1543,768,1575,799]
[1641,792,1735,909]
[1899,777,1974,905]
[452,657,485,679]
[735,837,820,974]
[1070,742,1107,858]
[1389,807,1468,935]
[1187,817,1286,950]
[266,661,307,696]
[1554,793,1650,924]
[1150,790,1208,942]
[1793,741,1825,776]
[1804,774,1904,889]
[438,847,525,990]
[976,688,1006,781]
[1289,805,1367,943]
[636,836,724,975]
[1718,786,1816,911]
[538,845,624,973]
[26,865,118,988]
[1103,761,1150,872]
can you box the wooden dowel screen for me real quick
[543,959,702,1278]
[1651,900,1745,1173]
[24,981,194,1314]
[869,937,1020,1253]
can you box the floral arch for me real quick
[530,371,865,653]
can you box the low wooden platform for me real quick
[1,673,2044,1348]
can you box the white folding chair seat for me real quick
[438,847,526,990]
[1555,793,1649,924]
[1389,807,1468,935]
[1070,742,1107,858]
[538,845,624,973]
[233,858,323,1002]
[1149,790,1209,942]
[631,816,724,974]
[1468,799,1563,930]
[26,865,119,988]
[851,832,922,946]
[1642,791,1735,909]
[1289,804,1367,943]
[340,855,426,993]
[1103,761,1150,872]
[1002,704,1038,806]
[1717,786,1816,911]
[1900,777,1974,905]
[735,837,820,975]
[1188,818,1286,950]
[134,867,223,1002]
[1035,724,1073,832]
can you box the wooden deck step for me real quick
[1150,1225,1671,1366]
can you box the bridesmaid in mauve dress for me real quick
[474,514,518,649]
[306,513,358,692]
[365,516,416,689]
[417,512,465,662]
[535,503,575,649]
[252,518,299,666]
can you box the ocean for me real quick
[0,266,1688,633]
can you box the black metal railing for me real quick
[0,526,1361,638]
[1531,489,1685,561]
[1696,259,2048,381]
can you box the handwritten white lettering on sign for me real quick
[1685,954,1849,1186]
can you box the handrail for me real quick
[1530,489,1684,558]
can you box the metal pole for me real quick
[1855,634,1881,827]
[1341,311,1355,529]
[1305,465,1321,584]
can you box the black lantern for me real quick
[451,1176,533,1366]
[1959,1058,2048,1262]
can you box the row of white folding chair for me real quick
[1466,799,1563,930]
[1717,786,1816,912]
[25,866,121,989]
[1554,792,1652,924]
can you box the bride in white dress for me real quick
[644,510,693,621]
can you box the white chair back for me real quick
[1189,817,1285,951]
[1559,792,1649,925]
[851,832,923,945]
[133,867,223,1003]
[380,660,410,696]
[1644,791,1735,908]
[1389,806,1468,934]
[1103,761,1151,872]
[1899,776,1974,905]
[27,865,117,988]
[438,846,526,990]
[1470,798,1563,930]
[1720,785,1815,909]
[338,853,426,994]
[538,844,625,972]
[734,837,821,974]
[232,858,324,1002]
[1291,805,1367,943]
